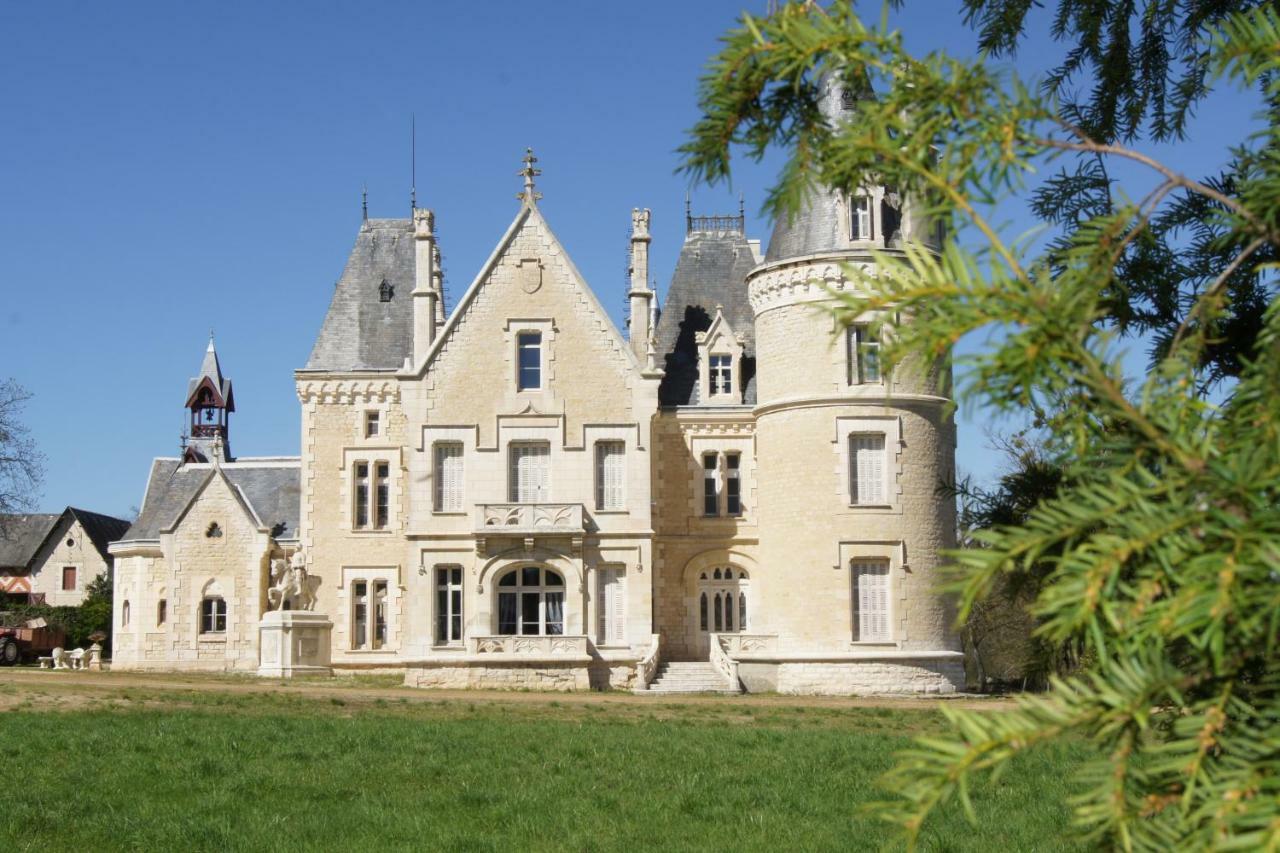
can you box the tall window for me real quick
[497,566,564,636]
[364,410,380,438]
[846,324,881,384]
[351,580,388,650]
[200,597,226,634]
[595,441,625,511]
[509,442,550,502]
[122,600,130,627]
[61,566,77,591]
[354,462,370,528]
[374,462,390,529]
[853,559,891,641]
[698,567,748,635]
[725,453,742,516]
[851,194,872,240]
[709,354,733,396]
[435,566,463,645]
[433,443,464,512]
[157,599,167,626]
[597,567,626,645]
[517,332,542,390]
[850,434,887,505]
[703,453,720,516]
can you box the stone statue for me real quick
[267,550,317,611]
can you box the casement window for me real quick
[497,566,564,636]
[851,194,873,240]
[853,559,891,641]
[433,443,464,512]
[354,461,390,529]
[517,331,542,391]
[200,597,226,634]
[364,410,380,438]
[351,579,389,650]
[595,441,626,511]
[435,566,463,646]
[703,453,720,516]
[509,442,550,503]
[709,354,733,396]
[61,566,77,591]
[157,599,167,626]
[725,453,742,516]
[849,434,887,505]
[698,567,748,634]
[846,324,882,385]
[597,566,626,645]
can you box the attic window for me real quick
[65,538,75,548]
[206,522,223,539]
[379,280,394,302]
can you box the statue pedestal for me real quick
[258,611,333,678]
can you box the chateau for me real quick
[109,85,963,694]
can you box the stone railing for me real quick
[635,634,661,690]
[719,633,779,655]
[469,635,589,656]
[708,633,740,690]
[475,503,585,534]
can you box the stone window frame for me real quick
[835,540,907,647]
[696,307,745,405]
[583,425,636,516]
[494,564,566,636]
[338,566,402,653]
[845,324,883,387]
[593,439,627,513]
[844,188,879,244]
[199,596,227,635]
[363,409,381,440]
[687,436,755,523]
[833,416,903,513]
[341,447,403,533]
[508,440,552,504]
[422,426,474,517]
[504,318,557,397]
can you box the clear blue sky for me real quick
[0,2,1259,517]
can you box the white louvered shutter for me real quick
[597,442,625,510]
[854,560,890,641]
[512,444,550,502]
[598,568,626,645]
[851,434,886,504]
[435,444,463,512]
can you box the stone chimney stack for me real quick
[627,208,653,360]
[413,208,439,364]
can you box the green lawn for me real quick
[0,687,1087,851]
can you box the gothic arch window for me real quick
[697,566,749,634]
[206,521,222,538]
[496,566,564,636]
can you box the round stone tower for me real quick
[745,76,962,691]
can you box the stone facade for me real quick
[110,138,963,694]
[0,508,130,606]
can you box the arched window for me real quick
[121,600,130,627]
[697,566,749,635]
[496,566,564,636]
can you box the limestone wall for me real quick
[738,656,964,695]
[28,516,112,606]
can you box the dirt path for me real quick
[0,667,1015,713]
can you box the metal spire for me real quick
[362,183,368,222]
[517,148,542,203]
[410,114,417,212]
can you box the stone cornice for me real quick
[753,392,951,418]
[296,376,402,404]
[747,255,879,315]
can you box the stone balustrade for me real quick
[469,634,589,656]
[708,633,741,690]
[474,503,585,534]
[635,633,661,690]
[719,633,779,655]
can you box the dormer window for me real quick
[378,280,394,302]
[709,355,732,397]
[851,194,873,241]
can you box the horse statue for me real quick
[267,550,317,611]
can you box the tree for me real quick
[0,379,43,532]
[682,2,1280,848]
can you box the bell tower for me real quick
[182,335,235,463]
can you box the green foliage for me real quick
[4,573,113,652]
[682,2,1280,849]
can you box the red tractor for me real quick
[0,613,66,665]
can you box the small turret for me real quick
[627,208,653,360]
[182,336,234,463]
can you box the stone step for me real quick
[643,660,741,694]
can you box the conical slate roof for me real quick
[185,337,234,410]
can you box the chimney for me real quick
[627,208,653,360]
[413,208,439,364]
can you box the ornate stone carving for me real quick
[268,550,317,612]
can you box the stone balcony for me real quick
[474,503,586,554]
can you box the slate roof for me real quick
[122,459,301,541]
[305,218,416,371]
[655,229,760,406]
[185,338,234,409]
[0,508,132,569]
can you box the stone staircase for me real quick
[642,661,741,695]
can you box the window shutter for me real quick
[597,568,626,644]
[854,560,890,641]
[852,434,886,504]
[598,442,625,510]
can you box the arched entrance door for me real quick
[695,566,748,657]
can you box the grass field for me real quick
[0,674,1088,851]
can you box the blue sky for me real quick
[0,1,1260,517]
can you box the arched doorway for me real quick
[696,566,749,656]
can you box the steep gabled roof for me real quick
[306,218,416,371]
[655,229,760,406]
[66,508,133,560]
[121,458,301,541]
[0,514,60,570]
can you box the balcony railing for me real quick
[475,503,585,535]
[470,635,589,656]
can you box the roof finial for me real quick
[517,148,542,203]
[208,329,215,350]
[362,183,368,222]
[685,191,693,233]
[410,114,417,212]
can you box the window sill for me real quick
[344,648,399,655]
[430,511,467,517]
[198,634,227,644]
[346,528,397,535]
[592,509,630,516]
[847,504,893,510]
[849,640,898,648]
[430,644,465,651]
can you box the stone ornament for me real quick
[267,549,317,611]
